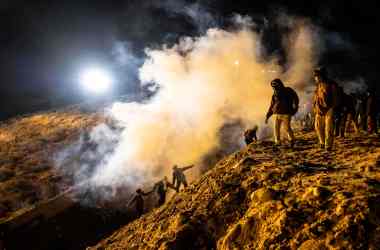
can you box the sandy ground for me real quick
[90,131,380,250]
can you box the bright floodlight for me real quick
[80,68,112,94]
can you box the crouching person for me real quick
[244,125,258,145]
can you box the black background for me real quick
[1,0,379,120]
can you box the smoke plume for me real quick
[55,13,328,208]
[85,16,321,191]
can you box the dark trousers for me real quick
[157,193,166,207]
[368,115,378,134]
[175,180,188,192]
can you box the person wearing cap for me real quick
[265,78,299,147]
[313,67,340,150]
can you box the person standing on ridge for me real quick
[334,84,345,137]
[265,78,299,148]
[337,92,359,137]
[172,164,194,192]
[313,67,340,150]
[366,89,379,134]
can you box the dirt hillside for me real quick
[91,132,380,250]
[0,108,104,222]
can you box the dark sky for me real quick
[0,0,379,120]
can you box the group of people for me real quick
[129,67,379,217]
[128,164,194,217]
[264,67,379,151]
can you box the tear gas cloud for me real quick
[59,14,328,203]
[82,16,322,192]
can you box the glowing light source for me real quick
[234,60,240,66]
[80,68,113,94]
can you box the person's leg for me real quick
[136,205,144,217]
[335,113,342,137]
[175,181,180,192]
[183,179,188,188]
[362,115,368,131]
[315,114,325,147]
[158,193,166,206]
[340,113,347,137]
[348,113,360,134]
[368,115,375,134]
[274,115,281,145]
[283,115,295,146]
[325,109,335,150]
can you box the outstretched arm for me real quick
[166,181,176,191]
[127,196,136,207]
[143,190,154,196]
[265,95,275,123]
[180,165,194,171]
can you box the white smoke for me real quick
[85,16,321,191]
[341,77,368,94]
[54,14,327,207]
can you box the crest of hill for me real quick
[91,132,380,250]
[0,107,105,222]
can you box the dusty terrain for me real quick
[91,131,380,250]
[1,108,379,250]
[0,108,105,222]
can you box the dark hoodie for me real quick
[266,83,299,119]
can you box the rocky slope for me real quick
[91,132,380,250]
[0,108,105,221]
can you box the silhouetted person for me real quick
[128,188,153,217]
[152,176,175,207]
[355,93,368,131]
[244,125,258,145]
[172,164,194,192]
[334,85,345,137]
[0,226,5,250]
[313,67,340,151]
[265,78,299,148]
[366,90,379,134]
[336,92,359,137]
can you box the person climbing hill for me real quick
[172,164,195,192]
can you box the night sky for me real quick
[0,0,379,120]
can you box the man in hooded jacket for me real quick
[265,78,299,147]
